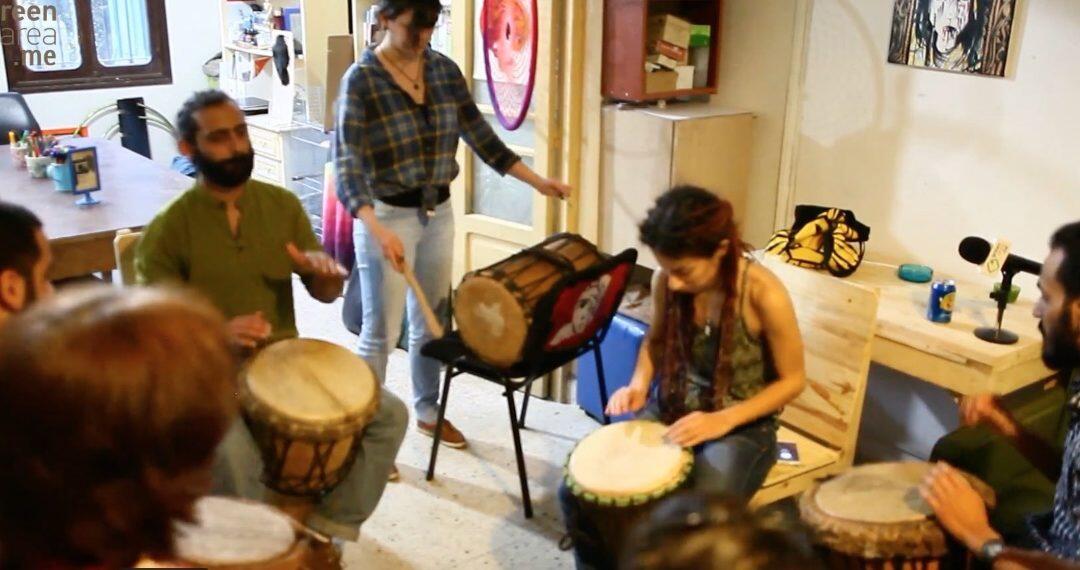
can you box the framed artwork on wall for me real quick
[887,0,1017,77]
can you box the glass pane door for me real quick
[467,3,536,227]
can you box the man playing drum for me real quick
[136,91,409,547]
[922,221,1080,569]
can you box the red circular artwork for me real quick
[480,0,537,131]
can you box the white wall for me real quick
[709,0,800,248]
[787,0,1080,461]
[792,0,1079,290]
[0,0,222,165]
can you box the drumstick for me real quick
[402,259,445,339]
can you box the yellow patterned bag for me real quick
[766,206,871,277]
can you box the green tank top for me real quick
[683,261,777,413]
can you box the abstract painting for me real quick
[887,0,1017,77]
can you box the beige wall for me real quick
[779,0,1080,461]
[790,0,1080,293]
[709,0,802,248]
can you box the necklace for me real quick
[380,47,424,91]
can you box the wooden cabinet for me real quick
[600,104,752,268]
[603,0,722,101]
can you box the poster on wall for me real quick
[887,0,1017,77]
[480,0,537,130]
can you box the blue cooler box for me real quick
[577,313,649,423]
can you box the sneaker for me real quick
[416,419,468,449]
[388,464,400,482]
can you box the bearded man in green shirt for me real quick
[136,90,408,545]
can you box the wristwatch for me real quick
[977,538,1006,561]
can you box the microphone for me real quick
[958,236,1042,276]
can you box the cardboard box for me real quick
[674,65,694,90]
[689,24,711,48]
[645,70,678,94]
[647,14,691,49]
[654,40,688,64]
[646,53,680,70]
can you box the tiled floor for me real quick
[295,281,597,569]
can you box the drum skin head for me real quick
[455,275,528,367]
[814,462,934,524]
[175,496,295,565]
[244,339,377,428]
[567,420,692,503]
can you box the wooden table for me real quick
[0,138,192,280]
[844,261,1053,396]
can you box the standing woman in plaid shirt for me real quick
[335,0,570,453]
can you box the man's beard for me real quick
[1041,309,1080,371]
[192,149,254,188]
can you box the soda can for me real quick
[927,279,957,323]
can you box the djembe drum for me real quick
[565,421,694,560]
[240,339,379,505]
[799,462,996,570]
[454,233,606,368]
[170,496,310,570]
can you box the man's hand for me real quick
[228,311,272,349]
[960,394,1019,438]
[286,242,347,279]
[920,462,1001,552]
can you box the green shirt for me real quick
[135,180,321,343]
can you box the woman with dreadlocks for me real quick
[559,186,806,569]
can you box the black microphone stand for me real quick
[974,267,1020,345]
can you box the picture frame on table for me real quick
[68,146,101,206]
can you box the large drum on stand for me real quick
[454,233,606,368]
[799,462,996,570]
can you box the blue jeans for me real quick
[559,405,778,569]
[353,200,454,424]
[213,389,409,540]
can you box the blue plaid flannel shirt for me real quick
[334,47,520,214]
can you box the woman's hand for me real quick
[355,205,406,273]
[535,177,571,200]
[606,384,649,416]
[666,410,740,447]
[372,223,406,273]
[507,161,570,200]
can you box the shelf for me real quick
[640,86,717,100]
[225,44,273,57]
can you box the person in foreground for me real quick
[136,90,408,542]
[560,186,807,568]
[0,286,237,569]
[0,201,53,325]
[622,491,823,570]
[922,220,1080,569]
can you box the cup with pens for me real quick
[8,130,29,169]
[10,131,57,177]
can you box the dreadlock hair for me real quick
[639,186,745,422]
